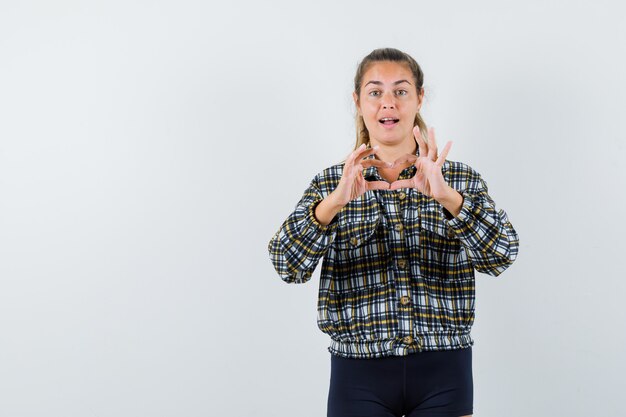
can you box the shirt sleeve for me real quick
[268,175,340,284]
[441,171,519,277]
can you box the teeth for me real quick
[380,118,397,121]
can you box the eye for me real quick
[396,90,408,96]
[368,90,380,97]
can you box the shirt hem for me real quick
[327,330,474,359]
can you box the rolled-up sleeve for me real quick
[268,175,340,284]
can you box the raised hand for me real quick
[332,143,392,206]
[388,126,452,199]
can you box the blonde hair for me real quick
[340,47,428,164]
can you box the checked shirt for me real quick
[268,148,519,359]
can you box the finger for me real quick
[347,142,375,163]
[362,158,394,169]
[354,160,384,178]
[414,157,424,172]
[350,144,380,168]
[414,126,428,157]
[353,162,364,173]
[366,180,391,191]
[390,154,417,168]
[391,153,417,169]
[428,127,438,161]
[348,143,367,161]
[388,179,414,190]
[353,145,378,169]
[344,144,364,170]
[356,144,379,160]
[354,147,387,174]
[436,140,452,166]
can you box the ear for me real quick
[352,91,361,115]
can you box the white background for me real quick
[1,1,625,416]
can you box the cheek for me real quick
[362,104,379,118]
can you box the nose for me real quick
[381,91,396,109]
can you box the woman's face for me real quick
[353,61,424,147]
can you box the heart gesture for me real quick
[332,143,393,207]
[388,126,452,199]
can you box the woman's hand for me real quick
[388,126,453,199]
[331,143,392,207]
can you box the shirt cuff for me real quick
[444,191,475,229]
[307,198,340,235]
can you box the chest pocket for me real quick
[334,214,381,250]
[333,193,384,250]
[330,210,390,292]
[419,199,454,239]
[418,197,464,281]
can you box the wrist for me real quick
[327,190,348,209]
[435,186,463,218]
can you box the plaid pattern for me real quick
[268,147,519,359]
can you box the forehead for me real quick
[362,61,413,84]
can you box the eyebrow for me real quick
[364,79,412,87]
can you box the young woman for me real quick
[268,47,519,417]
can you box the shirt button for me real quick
[400,296,411,305]
[403,336,414,344]
[350,236,359,246]
[397,259,407,269]
[398,191,406,200]
[394,223,403,232]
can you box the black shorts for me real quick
[327,347,473,417]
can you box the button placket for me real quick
[371,181,420,354]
